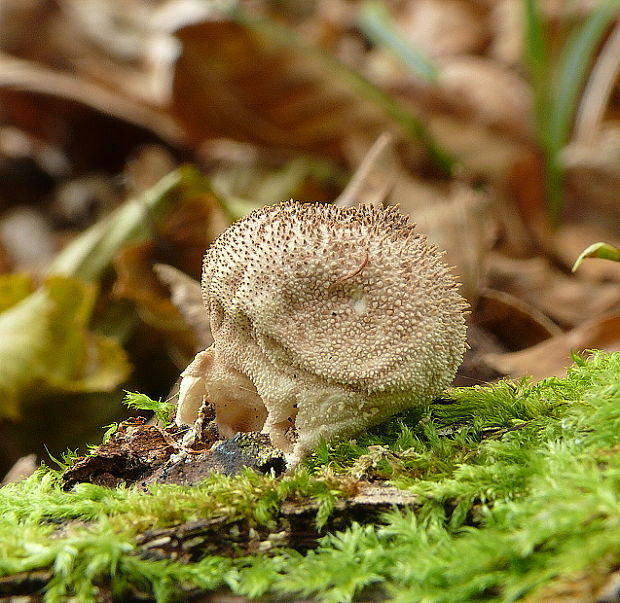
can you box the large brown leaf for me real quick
[170,16,398,158]
[0,52,183,143]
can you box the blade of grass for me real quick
[48,166,216,344]
[547,0,620,223]
[550,0,620,153]
[524,0,551,147]
[574,19,620,144]
[572,241,620,272]
[525,0,620,225]
[358,1,438,85]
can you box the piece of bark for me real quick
[61,417,181,490]
[62,415,285,489]
[137,482,418,560]
[0,568,52,598]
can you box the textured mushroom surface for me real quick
[176,201,468,465]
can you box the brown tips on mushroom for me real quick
[176,201,468,466]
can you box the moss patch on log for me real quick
[3,351,620,601]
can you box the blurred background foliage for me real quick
[1,0,620,477]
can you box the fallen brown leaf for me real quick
[474,288,561,350]
[397,180,495,304]
[563,124,620,225]
[488,0,524,67]
[1,453,36,485]
[487,252,620,327]
[436,55,533,138]
[397,0,487,59]
[0,52,183,143]
[155,263,211,351]
[484,313,620,380]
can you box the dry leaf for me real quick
[1,453,37,485]
[428,113,529,182]
[484,313,620,380]
[155,263,211,351]
[488,0,524,67]
[113,242,198,369]
[334,132,398,208]
[112,184,227,365]
[397,181,495,304]
[487,252,620,327]
[169,16,395,158]
[58,0,149,62]
[474,288,561,350]
[436,56,533,137]
[113,241,194,333]
[398,0,488,59]
[0,0,49,57]
[563,125,620,224]
[0,52,183,143]
[502,145,548,255]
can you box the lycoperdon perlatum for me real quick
[176,201,468,465]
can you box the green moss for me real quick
[3,351,620,601]
[122,391,175,426]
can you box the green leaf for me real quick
[0,168,218,422]
[572,241,620,272]
[0,286,53,418]
[49,166,213,282]
[0,277,131,420]
[547,0,620,223]
[0,273,33,313]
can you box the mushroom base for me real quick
[176,345,441,467]
[177,348,268,437]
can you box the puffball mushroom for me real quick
[176,201,468,466]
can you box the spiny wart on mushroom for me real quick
[176,201,468,466]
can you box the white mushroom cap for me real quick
[177,201,468,465]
